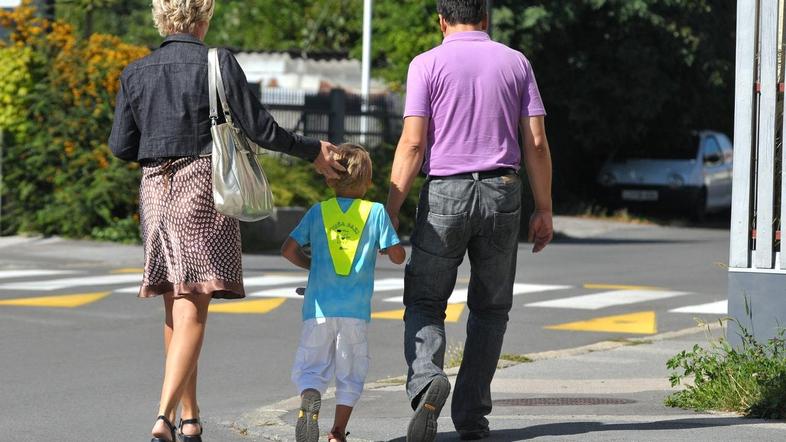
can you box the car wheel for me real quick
[692,187,708,222]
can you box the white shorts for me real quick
[291,317,369,407]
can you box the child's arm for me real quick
[281,237,311,270]
[383,244,406,265]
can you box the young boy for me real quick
[281,143,406,442]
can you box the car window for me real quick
[703,137,724,165]
[718,134,733,150]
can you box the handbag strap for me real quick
[208,48,234,126]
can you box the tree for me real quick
[50,0,736,208]
[490,0,735,206]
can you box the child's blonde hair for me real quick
[327,143,373,195]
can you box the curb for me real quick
[224,322,723,441]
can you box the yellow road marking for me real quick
[209,298,286,314]
[545,311,657,335]
[371,308,405,320]
[372,304,466,323]
[0,291,111,308]
[111,268,144,274]
[583,283,664,291]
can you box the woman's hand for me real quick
[313,141,346,179]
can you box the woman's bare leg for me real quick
[152,294,211,440]
[179,366,201,435]
[163,294,201,435]
[162,294,177,424]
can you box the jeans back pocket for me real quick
[412,211,468,258]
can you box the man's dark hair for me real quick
[436,0,486,25]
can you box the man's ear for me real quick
[439,14,448,34]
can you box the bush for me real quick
[0,2,148,241]
[0,2,421,242]
[666,318,786,419]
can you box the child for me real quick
[281,143,406,442]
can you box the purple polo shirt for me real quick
[404,31,546,176]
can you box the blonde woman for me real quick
[108,1,344,440]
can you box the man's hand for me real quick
[313,141,345,179]
[528,210,553,253]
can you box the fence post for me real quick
[727,0,786,348]
[329,89,346,143]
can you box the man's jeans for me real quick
[404,172,522,432]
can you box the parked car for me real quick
[597,130,733,219]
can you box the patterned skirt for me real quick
[138,156,245,299]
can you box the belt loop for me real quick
[472,172,480,181]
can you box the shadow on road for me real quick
[551,234,705,245]
[388,417,771,441]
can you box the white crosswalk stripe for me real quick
[0,274,143,291]
[669,300,727,315]
[0,270,78,280]
[248,287,304,299]
[384,283,572,304]
[525,289,691,310]
[113,274,309,294]
[242,275,308,287]
[373,278,406,292]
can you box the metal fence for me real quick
[252,86,404,149]
[729,0,786,272]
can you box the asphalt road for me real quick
[0,218,730,441]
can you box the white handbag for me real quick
[207,48,275,222]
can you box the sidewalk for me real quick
[226,326,786,442]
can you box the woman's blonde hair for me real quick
[327,144,373,196]
[152,0,215,37]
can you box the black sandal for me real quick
[178,418,203,442]
[328,429,349,442]
[151,415,176,442]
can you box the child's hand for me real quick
[383,244,406,265]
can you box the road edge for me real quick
[223,321,724,441]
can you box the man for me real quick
[386,1,553,440]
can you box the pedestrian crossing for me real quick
[0,268,729,328]
[525,289,691,310]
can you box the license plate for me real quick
[621,190,659,201]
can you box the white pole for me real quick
[360,0,372,144]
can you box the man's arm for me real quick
[520,116,554,253]
[386,116,429,230]
[281,237,311,270]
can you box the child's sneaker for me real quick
[296,389,321,442]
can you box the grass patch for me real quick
[609,338,653,346]
[445,343,464,369]
[577,205,655,225]
[500,353,534,363]
[376,376,407,386]
[444,345,534,369]
[665,318,786,418]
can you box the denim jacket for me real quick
[109,34,321,163]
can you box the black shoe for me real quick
[406,376,451,442]
[151,415,176,442]
[178,418,203,442]
[459,428,491,440]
